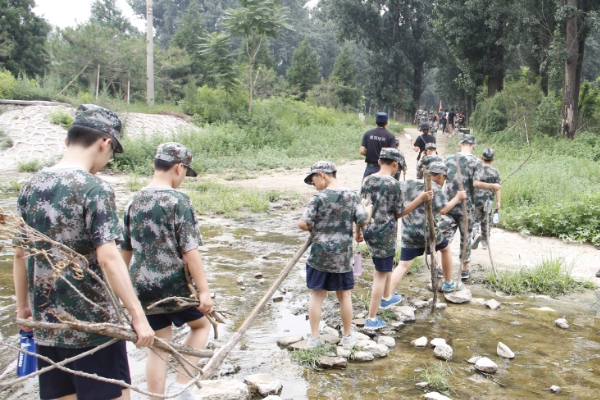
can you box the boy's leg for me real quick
[175,316,211,385]
[335,290,353,336]
[386,259,415,297]
[440,245,453,282]
[367,270,390,319]
[308,289,327,339]
[147,326,173,400]
[456,212,473,271]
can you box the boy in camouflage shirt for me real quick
[386,162,467,294]
[13,104,154,400]
[472,148,502,250]
[120,143,212,400]
[359,148,433,330]
[439,135,501,279]
[298,161,371,348]
[416,142,442,179]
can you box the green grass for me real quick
[125,174,148,192]
[17,159,43,173]
[418,362,453,395]
[352,289,371,310]
[0,129,13,150]
[0,179,23,192]
[378,308,399,322]
[49,109,74,130]
[290,344,336,369]
[487,257,596,296]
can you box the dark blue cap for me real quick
[375,112,388,124]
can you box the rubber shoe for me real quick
[442,281,464,292]
[461,270,471,280]
[380,294,403,309]
[471,235,481,249]
[481,241,488,250]
[307,336,321,349]
[340,333,358,348]
[437,268,444,278]
[364,317,386,330]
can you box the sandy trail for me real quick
[220,126,600,281]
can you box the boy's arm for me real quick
[13,247,32,330]
[182,249,213,314]
[474,181,501,191]
[440,191,467,215]
[97,241,155,347]
[297,219,311,231]
[396,190,433,218]
[496,189,502,210]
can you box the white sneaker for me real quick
[340,333,358,348]
[170,382,194,400]
[307,336,321,348]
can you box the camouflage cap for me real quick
[482,148,495,161]
[72,104,124,153]
[459,134,476,145]
[427,161,448,176]
[379,147,405,164]
[425,143,437,150]
[155,142,198,177]
[304,161,337,185]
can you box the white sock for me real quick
[383,295,392,301]
[368,317,377,322]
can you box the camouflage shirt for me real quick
[417,155,443,174]
[474,165,501,209]
[302,188,369,273]
[360,175,404,258]
[121,188,202,315]
[17,168,121,348]
[400,180,447,249]
[444,153,483,215]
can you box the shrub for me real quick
[181,85,248,124]
[49,109,74,130]
[0,70,17,99]
[185,182,276,218]
[533,95,560,136]
[0,129,13,149]
[17,159,43,172]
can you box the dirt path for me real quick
[221,126,600,281]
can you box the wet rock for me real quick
[254,272,263,279]
[412,299,430,309]
[435,303,448,310]
[193,379,249,400]
[427,281,444,292]
[276,335,303,347]
[240,286,246,291]
[238,297,246,303]
[377,336,396,348]
[336,347,351,358]
[471,297,486,305]
[236,276,244,285]
[531,306,556,312]
[390,321,405,330]
[467,356,481,365]
[430,338,447,348]
[355,313,366,319]
[352,318,366,326]
[380,329,396,336]
[497,342,515,359]
[475,357,499,374]
[485,299,501,310]
[258,279,266,284]
[318,356,347,369]
[244,373,283,397]
[444,288,472,304]
[415,382,429,389]
[555,318,569,329]
[210,293,216,299]
[412,337,428,348]
[355,339,377,348]
[353,351,374,362]
[434,344,453,361]
[289,341,308,351]
[272,293,284,302]
[509,321,522,326]
[207,342,222,350]
[263,397,283,400]
[353,332,371,341]
[549,385,562,394]
[423,392,452,400]
[393,306,416,322]
[362,342,390,358]
[321,334,341,345]
[219,363,240,376]
[323,326,340,337]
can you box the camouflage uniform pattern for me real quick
[302,189,368,273]
[360,175,404,258]
[121,188,202,314]
[416,155,443,179]
[473,165,501,241]
[400,180,447,249]
[72,104,124,153]
[16,168,121,348]
[305,160,337,185]
[155,142,198,177]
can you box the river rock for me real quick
[254,272,263,279]
[355,312,366,319]
[352,318,366,327]
[485,299,501,310]
[263,397,283,400]
[277,335,303,347]
[415,382,429,389]
[412,336,428,348]
[194,379,249,400]
[272,293,284,303]
[434,344,453,361]
[356,339,376,347]
[393,306,416,322]
[258,279,265,284]
[318,356,347,369]
[240,286,246,291]
[336,347,351,358]
[435,303,448,310]
[549,385,562,393]
[497,342,515,359]
[471,297,486,305]
[423,392,452,400]
[236,276,244,285]
[430,338,447,348]
[244,374,283,396]
[219,363,240,376]
[390,321,405,330]
[353,351,374,362]
[475,357,499,374]
[207,342,222,350]
[381,329,396,336]
[444,288,472,304]
[412,299,430,309]
[555,318,569,329]
[362,342,390,358]
[323,326,340,337]
[377,336,396,348]
[467,356,481,364]
[321,334,341,345]
[353,332,371,341]
[289,341,308,351]
[238,297,246,303]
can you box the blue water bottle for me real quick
[17,330,37,377]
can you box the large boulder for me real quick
[393,306,416,322]
[475,357,499,374]
[193,379,249,400]
[244,374,283,397]
[318,356,347,369]
[497,342,515,359]
[434,344,453,361]
[377,336,396,349]
[444,288,472,304]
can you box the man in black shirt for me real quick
[413,124,436,161]
[448,108,456,132]
[359,112,397,178]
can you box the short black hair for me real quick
[380,158,397,166]
[67,125,109,149]
[376,121,387,127]
[154,158,177,172]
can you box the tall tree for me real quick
[0,0,51,77]
[286,38,320,96]
[170,1,208,84]
[562,0,579,138]
[91,0,139,35]
[329,43,360,106]
[199,32,240,102]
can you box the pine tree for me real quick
[91,0,138,35]
[330,44,357,86]
[286,39,320,97]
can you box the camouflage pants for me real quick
[439,212,473,263]
[416,164,424,179]
[472,206,491,242]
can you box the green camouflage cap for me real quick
[427,161,448,176]
[304,161,336,185]
[459,134,476,145]
[379,147,405,165]
[425,143,437,150]
[482,148,495,161]
[155,142,198,177]
[72,104,124,153]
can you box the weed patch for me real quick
[418,362,453,395]
[125,174,148,192]
[49,109,74,130]
[290,344,336,369]
[0,180,23,192]
[0,129,13,150]
[184,182,276,218]
[17,159,44,173]
[378,308,399,322]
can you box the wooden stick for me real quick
[486,207,499,280]
[200,238,312,379]
[450,137,469,290]
[502,150,532,184]
[424,173,439,312]
[57,62,90,95]
[183,263,220,339]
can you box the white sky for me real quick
[33,0,146,30]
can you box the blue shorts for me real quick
[400,238,449,261]
[306,264,354,291]
[37,340,130,400]
[146,306,204,331]
[372,256,395,272]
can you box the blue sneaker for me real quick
[364,317,386,330]
[380,294,402,309]
[442,281,464,293]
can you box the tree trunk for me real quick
[248,60,253,114]
[487,29,504,97]
[562,0,578,139]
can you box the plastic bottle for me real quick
[493,211,500,224]
[17,330,37,378]
[353,251,363,276]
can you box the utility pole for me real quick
[146,0,154,107]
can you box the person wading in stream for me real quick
[120,143,213,400]
[13,104,155,400]
[298,161,371,348]
[357,148,433,330]
[359,112,397,179]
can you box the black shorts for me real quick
[306,264,354,291]
[372,256,395,272]
[37,340,130,400]
[400,238,449,261]
[146,306,205,331]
